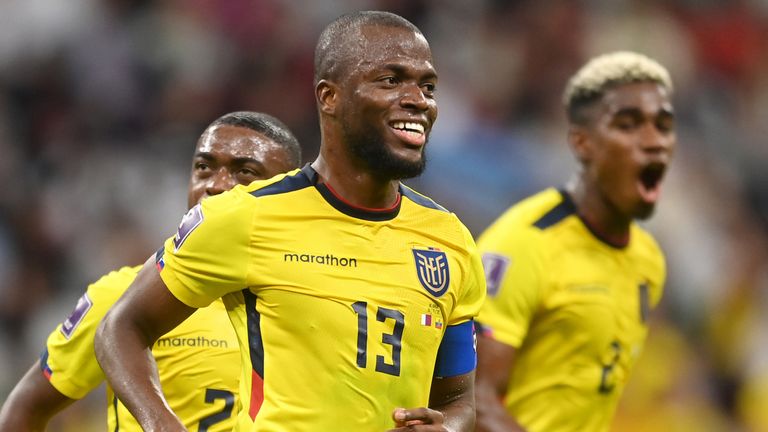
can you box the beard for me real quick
[343,125,427,180]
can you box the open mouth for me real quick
[390,121,426,146]
[639,163,665,191]
[637,162,667,204]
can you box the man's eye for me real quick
[422,83,436,93]
[656,118,675,133]
[382,76,398,85]
[236,168,260,182]
[615,118,638,130]
[195,162,211,171]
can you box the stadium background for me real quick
[1,0,767,430]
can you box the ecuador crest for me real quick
[412,247,450,297]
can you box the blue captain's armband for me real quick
[434,320,477,378]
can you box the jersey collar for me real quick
[559,188,630,249]
[302,164,402,221]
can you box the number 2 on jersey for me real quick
[198,388,234,431]
[352,301,404,376]
[598,341,621,393]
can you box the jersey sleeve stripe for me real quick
[250,164,314,198]
[400,185,448,212]
[112,395,121,431]
[532,189,576,229]
[39,349,53,379]
[242,289,265,420]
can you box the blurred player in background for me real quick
[473,51,676,432]
[94,10,485,432]
[0,111,301,431]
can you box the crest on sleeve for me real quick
[173,204,204,251]
[412,247,450,297]
[481,252,510,297]
[60,293,93,339]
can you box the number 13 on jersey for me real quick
[352,301,405,376]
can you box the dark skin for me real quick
[0,123,296,431]
[567,81,675,244]
[474,336,526,432]
[95,23,474,432]
[474,81,675,432]
[313,24,438,208]
[0,365,75,431]
[320,24,473,432]
[187,124,297,208]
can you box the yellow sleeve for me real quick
[43,266,140,399]
[446,223,487,325]
[159,188,255,308]
[476,223,545,348]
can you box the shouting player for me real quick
[474,52,676,432]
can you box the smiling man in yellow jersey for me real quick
[0,111,301,431]
[94,11,486,432]
[474,52,676,432]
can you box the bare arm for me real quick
[430,371,475,431]
[0,362,75,431]
[387,371,475,432]
[474,335,527,432]
[94,256,196,431]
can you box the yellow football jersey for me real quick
[43,265,240,431]
[477,188,665,432]
[157,165,486,431]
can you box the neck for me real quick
[566,176,631,247]
[311,153,400,210]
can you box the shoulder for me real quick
[48,265,141,355]
[86,265,141,299]
[246,166,314,198]
[399,183,461,232]
[400,184,449,213]
[201,167,312,214]
[245,166,314,198]
[630,224,666,267]
[399,184,478,252]
[189,169,309,234]
[478,188,567,248]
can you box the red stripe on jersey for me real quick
[324,181,402,212]
[249,369,264,420]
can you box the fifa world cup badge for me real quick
[173,204,204,251]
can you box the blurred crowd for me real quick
[1,0,767,430]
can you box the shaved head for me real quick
[313,11,423,85]
[207,111,302,167]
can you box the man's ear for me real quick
[316,80,339,116]
[567,125,592,164]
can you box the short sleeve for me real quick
[159,189,255,308]
[44,266,140,399]
[446,224,487,326]
[476,225,545,348]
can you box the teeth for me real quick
[406,122,424,134]
[392,121,424,134]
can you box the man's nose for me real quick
[206,168,236,196]
[400,83,430,111]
